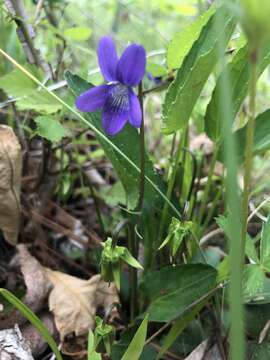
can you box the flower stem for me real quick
[241,53,258,264]
[138,81,145,211]
[128,224,137,320]
[158,132,183,245]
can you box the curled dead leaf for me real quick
[46,269,119,340]
[0,125,22,245]
[0,245,51,330]
[17,245,52,312]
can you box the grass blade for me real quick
[0,288,62,360]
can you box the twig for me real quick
[4,0,52,78]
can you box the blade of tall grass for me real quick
[0,47,180,218]
[214,3,244,360]
[0,288,62,360]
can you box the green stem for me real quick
[158,133,182,244]
[197,145,219,226]
[138,82,145,211]
[112,219,137,319]
[128,224,137,320]
[89,182,106,236]
[200,185,223,237]
[127,82,144,319]
[241,55,258,264]
[178,128,189,201]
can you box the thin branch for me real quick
[4,0,52,77]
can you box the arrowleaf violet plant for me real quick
[3,2,270,360]
[75,36,146,135]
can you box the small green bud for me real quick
[159,218,193,256]
[94,316,115,356]
[240,0,270,50]
[100,237,143,290]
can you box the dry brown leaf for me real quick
[46,269,119,340]
[17,245,52,312]
[0,245,51,330]
[0,125,22,245]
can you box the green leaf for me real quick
[0,65,61,114]
[121,314,149,360]
[216,215,258,262]
[245,278,270,304]
[65,71,164,210]
[205,42,270,141]
[237,109,270,160]
[17,91,62,114]
[64,27,92,41]
[162,6,235,134]
[246,235,259,264]
[112,263,121,291]
[0,288,62,360]
[157,299,207,359]
[260,213,270,266]
[243,264,265,300]
[121,248,143,269]
[88,330,102,360]
[167,4,216,69]
[0,64,42,97]
[99,182,126,207]
[141,264,217,322]
[217,257,229,283]
[246,304,270,339]
[146,62,167,77]
[34,116,70,142]
[111,326,156,360]
[248,342,270,360]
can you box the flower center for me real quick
[108,84,129,113]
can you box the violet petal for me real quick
[116,44,146,86]
[102,107,129,136]
[75,84,110,112]
[97,36,118,81]
[128,90,142,128]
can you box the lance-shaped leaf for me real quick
[205,42,270,141]
[121,314,149,360]
[162,5,236,134]
[167,4,216,70]
[88,330,102,360]
[121,248,144,269]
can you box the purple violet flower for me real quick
[75,36,146,136]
